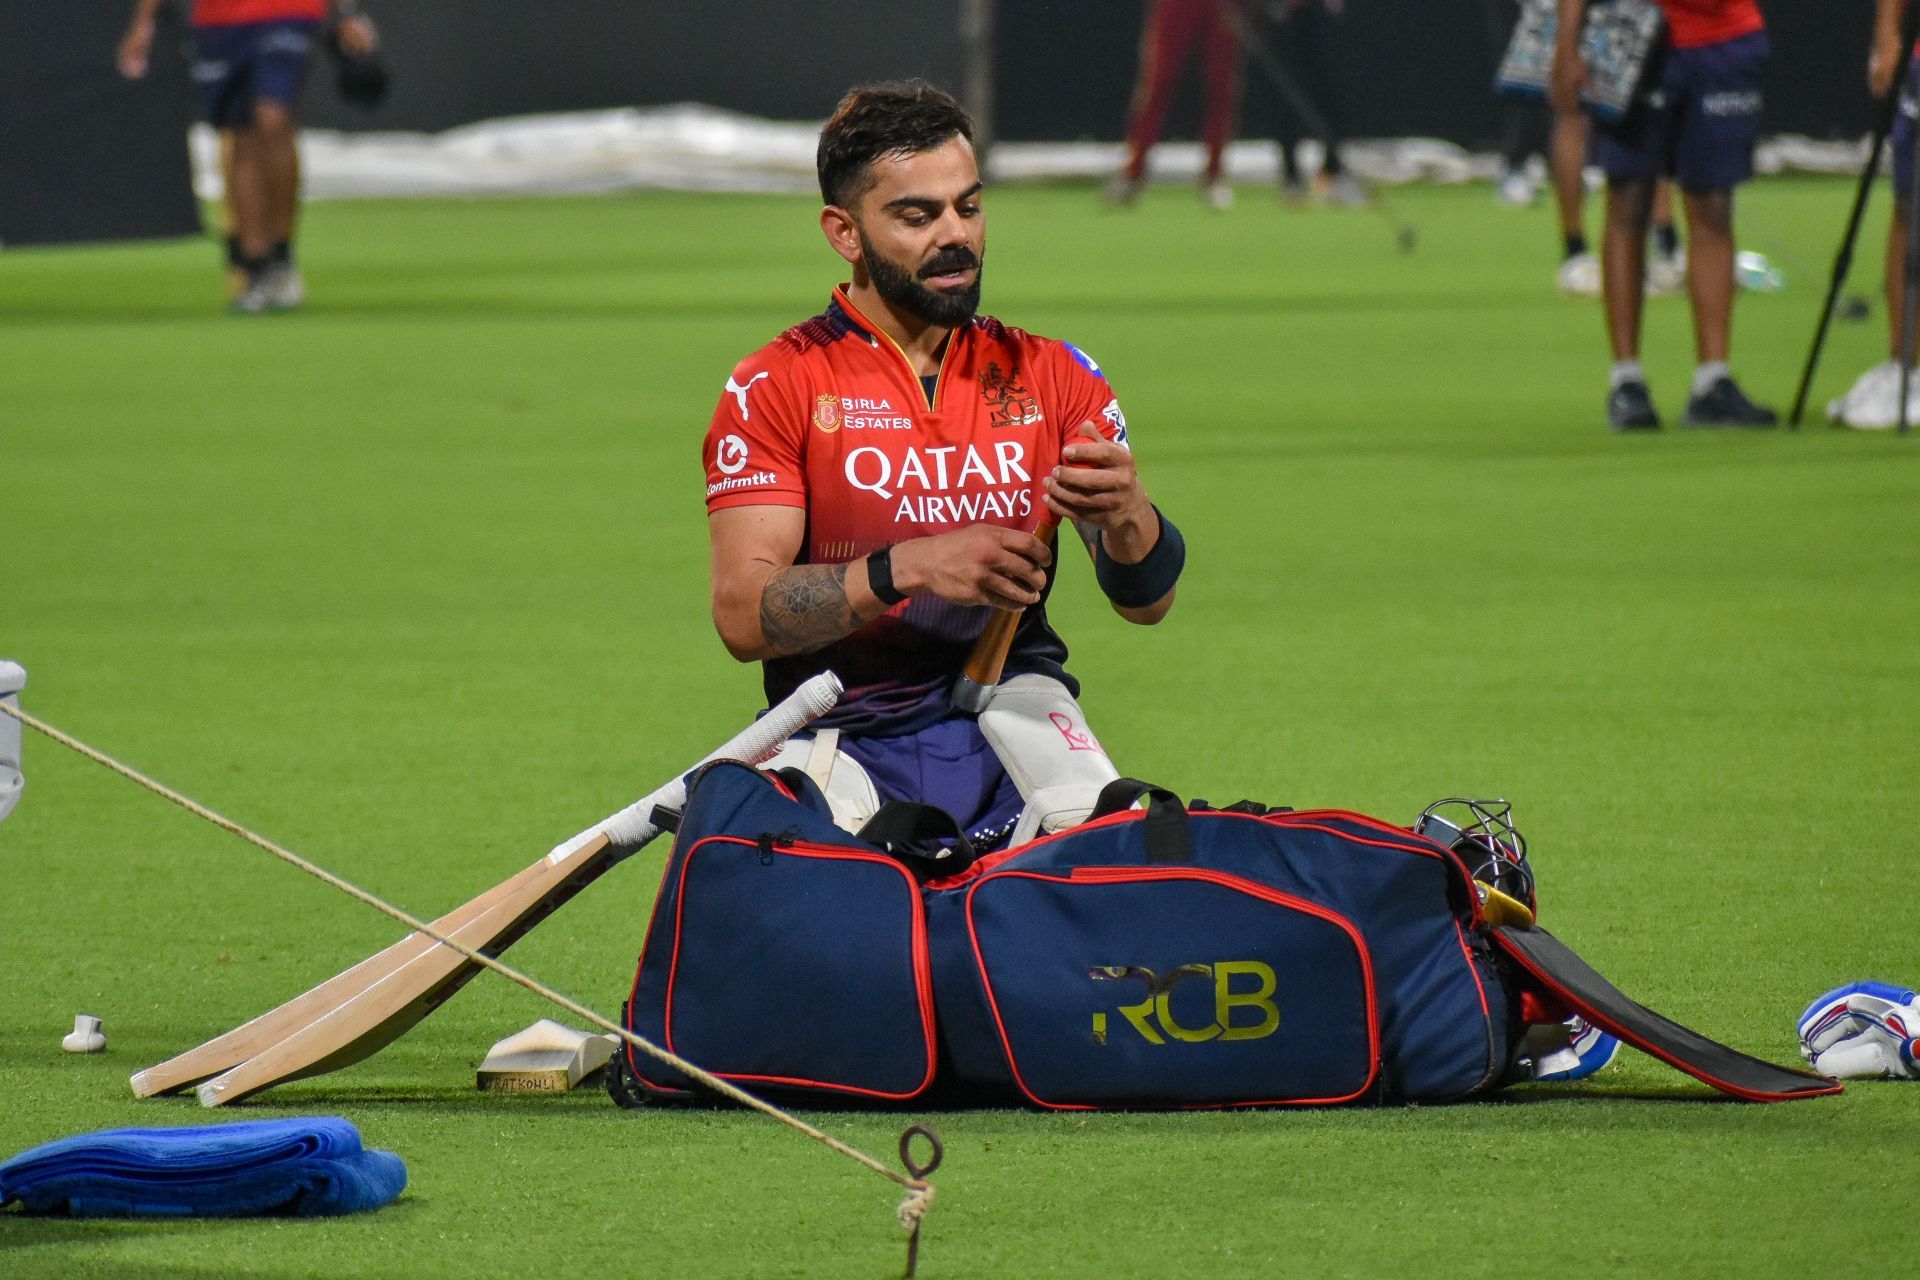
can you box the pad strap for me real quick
[804,728,840,793]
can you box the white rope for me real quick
[0,700,936,1229]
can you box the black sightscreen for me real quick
[0,6,201,248]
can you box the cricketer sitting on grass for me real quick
[703,81,1185,852]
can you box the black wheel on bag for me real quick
[603,1006,649,1110]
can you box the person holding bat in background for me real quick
[1552,0,1776,430]
[1829,0,1920,429]
[704,81,1185,852]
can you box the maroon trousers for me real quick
[1121,0,1250,182]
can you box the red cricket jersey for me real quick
[193,0,329,27]
[1655,0,1764,50]
[704,287,1129,733]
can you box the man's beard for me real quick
[860,234,983,328]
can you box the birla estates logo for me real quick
[813,394,842,433]
[978,362,1043,429]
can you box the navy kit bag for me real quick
[613,765,1839,1109]
[924,782,1508,1108]
[616,761,938,1104]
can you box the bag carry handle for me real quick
[857,802,978,874]
[1089,778,1191,864]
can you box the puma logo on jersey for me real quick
[725,371,769,420]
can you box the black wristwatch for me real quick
[865,546,907,607]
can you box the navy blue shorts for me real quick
[1596,31,1768,192]
[192,21,321,129]
[1894,58,1919,199]
[840,714,1023,852]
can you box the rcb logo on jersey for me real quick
[979,362,1042,429]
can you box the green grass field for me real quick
[3,177,1917,1278]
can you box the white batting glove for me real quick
[1797,981,1920,1080]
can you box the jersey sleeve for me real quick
[1053,340,1131,453]
[703,354,808,512]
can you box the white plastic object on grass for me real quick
[63,1014,106,1053]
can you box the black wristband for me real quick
[1094,507,1184,608]
[865,545,908,607]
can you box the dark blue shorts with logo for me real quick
[192,20,321,129]
[1596,31,1768,192]
[841,713,1024,851]
[1894,57,1920,197]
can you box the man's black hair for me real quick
[817,80,974,208]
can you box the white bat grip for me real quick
[547,671,843,863]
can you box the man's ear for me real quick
[820,205,862,267]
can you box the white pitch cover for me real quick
[0,661,25,823]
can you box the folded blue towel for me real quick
[0,1116,406,1218]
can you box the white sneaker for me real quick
[1826,360,1920,430]
[1203,178,1233,210]
[1557,251,1601,298]
[1497,170,1538,207]
[1104,172,1143,207]
[1317,172,1369,208]
[230,275,272,314]
[263,264,305,310]
[1646,247,1686,297]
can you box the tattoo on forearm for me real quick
[760,563,858,654]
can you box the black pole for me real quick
[1789,2,1920,427]
[1211,0,1417,252]
[1905,102,1920,433]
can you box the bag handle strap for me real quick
[856,802,977,874]
[1089,778,1191,864]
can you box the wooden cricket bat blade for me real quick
[131,854,561,1097]
[196,834,617,1107]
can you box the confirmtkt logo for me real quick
[1088,961,1279,1045]
[715,433,750,475]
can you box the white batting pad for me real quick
[978,674,1121,847]
[760,735,881,833]
[0,661,24,824]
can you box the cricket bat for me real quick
[951,514,1059,712]
[134,672,842,1105]
[475,1019,616,1093]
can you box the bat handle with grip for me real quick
[951,516,1059,712]
[551,670,843,861]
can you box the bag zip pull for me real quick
[756,828,801,864]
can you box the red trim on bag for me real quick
[966,867,1381,1110]
[637,835,936,1101]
